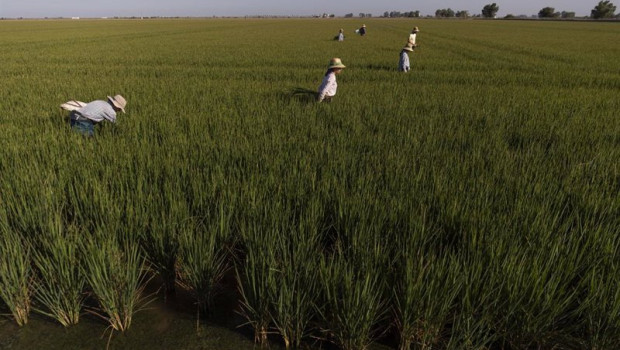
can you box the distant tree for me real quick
[366,13,372,17]
[383,11,389,17]
[435,8,455,17]
[561,11,576,18]
[504,14,515,18]
[359,13,365,18]
[456,10,470,18]
[538,7,559,18]
[482,3,500,18]
[402,10,421,17]
[344,13,353,18]
[591,0,616,18]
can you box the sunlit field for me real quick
[0,18,619,349]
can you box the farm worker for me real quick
[69,95,127,136]
[408,26,420,45]
[337,28,344,41]
[317,58,346,103]
[358,24,366,36]
[399,44,415,72]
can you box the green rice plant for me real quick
[577,224,620,349]
[269,260,318,349]
[176,211,233,318]
[393,251,462,350]
[316,252,387,350]
[81,233,152,332]
[490,244,582,348]
[0,225,33,326]
[236,223,278,346]
[134,177,187,299]
[445,253,497,350]
[32,215,85,327]
[580,264,620,350]
[138,219,179,299]
[268,216,321,349]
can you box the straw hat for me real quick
[412,26,420,32]
[362,24,366,27]
[107,95,127,113]
[403,44,415,52]
[327,57,346,69]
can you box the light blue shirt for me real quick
[399,50,410,72]
[76,100,117,123]
[317,71,337,102]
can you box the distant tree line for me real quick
[381,11,421,18]
[433,9,471,18]
[482,1,615,19]
[344,13,372,17]
[536,1,615,18]
[341,1,616,19]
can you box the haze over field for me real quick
[0,0,597,18]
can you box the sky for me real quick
[0,0,597,18]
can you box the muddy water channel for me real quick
[0,286,267,350]
[0,285,392,350]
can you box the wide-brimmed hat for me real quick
[107,95,127,113]
[403,44,415,52]
[327,57,346,69]
[412,26,420,32]
[362,24,366,27]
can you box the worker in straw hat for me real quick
[399,44,415,72]
[358,24,367,36]
[408,26,420,45]
[336,28,344,41]
[66,95,127,136]
[317,58,346,103]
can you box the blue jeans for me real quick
[70,114,95,136]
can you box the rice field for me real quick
[0,18,619,349]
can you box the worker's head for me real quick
[107,95,127,113]
[403,44,415,52]
[327,57,346,71]
[339,28,343,33]
[412,26,419,33]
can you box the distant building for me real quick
[71,17,80,20]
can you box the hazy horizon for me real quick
[0,0,603,18]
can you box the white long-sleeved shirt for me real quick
[317,71,337,102]
[76,100,117,123]
[408,33,417,45]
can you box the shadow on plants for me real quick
[288,87,318,104]
[365,64,393,72]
